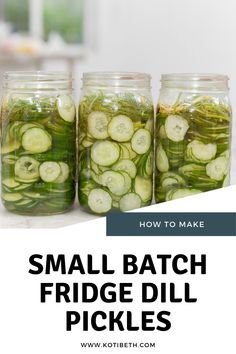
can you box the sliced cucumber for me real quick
[119,193,142,211]
[39,161,61,182]
[165,115,189,142]
[88,188,112,214]
[206,156,228,181]
[108,115,134,142]
[88,111,109,139]
[2,193,23,202]
[179,164,205,175]
[54,162,70,183]
[91,141,120,166]
[22,128,52,153]
[23,191,46,199]
[166,188,202,201]
[156,144,169,172]
[145,151,153,177]
[91,161,100,175]
[112,159,137,178]
[2,154,18,165]
[158,125,167,139]
[122,142,137,159]
[82,138,94,148]
[100,171,130,196]
[1,129,21,154]
[2,178,20,189]
[15,156,40,181]
[131,129,151,154]
[223,173,230,187]
[145,118,154,134]
[57,95,75,122]
[19,123,41,137]
[134,176,152,202]
[160,172,186,189]
[90,170,101,184]
[186,140,217,163]
[119,143,130,159]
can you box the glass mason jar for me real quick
[155,74,232,203]
[78,72,154,215]
[1,71,76,215]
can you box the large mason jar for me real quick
[1,72,76,215]
[78,72,154,215]
[155,74,232,203]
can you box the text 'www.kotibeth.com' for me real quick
[80,342,156,349]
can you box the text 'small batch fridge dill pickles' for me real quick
[78,72,154,215]
[155,74,232,202]
[1,72,76,215]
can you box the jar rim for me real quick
[161,73,228,82]
[161,73,229,91]
[83,72,151,81]
[4,71,72,82]
[82,71,151,88]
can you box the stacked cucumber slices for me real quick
[155,95,231,202]
[1,94,76,215]
[79,91,154,214]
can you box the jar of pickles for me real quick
[78,72,154,214]
[1,72,76,215]
[155,74,232,202]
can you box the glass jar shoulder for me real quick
[79,87,154,124]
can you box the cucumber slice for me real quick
[158,125,167,139]
[145,118,154,134]
[54,162,70,183]
[156,144,169,172]
[39,161,61,182]
[88,188,112,214]
[100,171,130,196]
[91,141,120,166]
[22,128,52,153]
[119,193,142,211]
[13,183,32,191]
[57,95,75,123]
[186,140,217,163]
[206,156,228,181]
[108,115,134,142]
[2,178,20,189]
[88,111,109,139]
[1,129,21,154]
[90,161,100,175]
[122,142,137,159]
[165,115,189,142]
[145,151,153,177]
[166,188,202,201]
[15,156,40,181]
[160,172,186,189]
[19,123,41,137]
[131,129,151,154]
[2,193,23,202]
[119,143,130,159]
[2,154,18,165]
[82,138,94,148]
[179,164,205,175]
[134,176,152,202]
[15,199,34,206]
[223,173,230,187]
[22,191,45,199]
[90,170,101,184]
[112,159,137,178]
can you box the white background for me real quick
[1,1,236,353]
[0,187,236,354]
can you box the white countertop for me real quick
[0,202,98,229]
